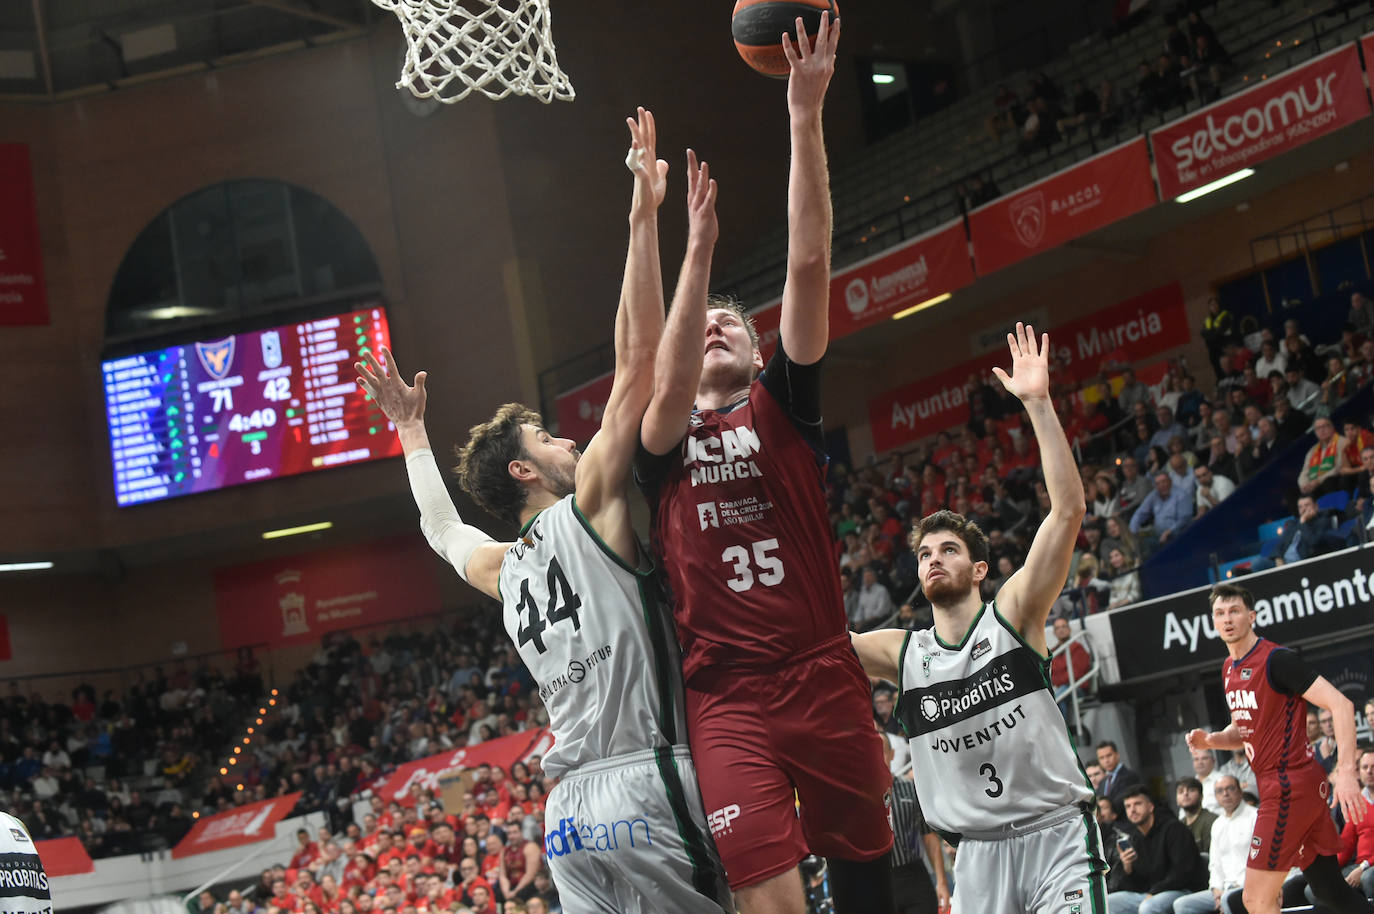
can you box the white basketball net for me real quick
[372,0,575,104]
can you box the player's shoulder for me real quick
[0,812,37,851]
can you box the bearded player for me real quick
[851,325,1107,914]
[359,110,732,913]
[1186,584,1372,914]
[636,13,896,914]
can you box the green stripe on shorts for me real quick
[654,746,720,902]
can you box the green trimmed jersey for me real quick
[896,603,1092,835]
[499,496,688,778]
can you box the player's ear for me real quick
[751,347,764,371]
[972,560,989,583]
[508,459,536,483]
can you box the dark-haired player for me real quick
[852,326,1107,914]
[359,111,732,913]
[1186,584,1372,914]
[635,12,896,914]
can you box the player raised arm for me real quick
[356,346,508,600]
[778,11,840,366]
[574,108,669,551]
[993,324,1087,652]
[640,148,719,455]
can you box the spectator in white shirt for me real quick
[31,767,59,800]
[853,566,895,631]
[41,743,71,771]
[1173,775,1257,914]
[1189,747,1223,814]
[1193,465,1236,518]
[1253,340,1287,382]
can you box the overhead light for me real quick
[132,305,219,320]
[891,293,952,321]
[0,562,53,572]
[262,521,332,540]
[1174,169,1255,203]
[872,73,896,85]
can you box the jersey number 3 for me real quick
[722,538,785,593]
[516,556,582,654]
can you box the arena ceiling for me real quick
[0,0,376,101]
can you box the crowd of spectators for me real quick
[2,609,548,871]
[1080,702,1374,914]
[0,650,268,855]
[979,7,1229,174]
[833,290,1374,636]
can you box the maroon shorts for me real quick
[1249,762,1340,872]
[685,635,893,889]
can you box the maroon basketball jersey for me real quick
[1223,638,1316,776]
[645,379,846,681]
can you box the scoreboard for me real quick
[103,306,402,507]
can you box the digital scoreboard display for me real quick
[103,306,402,507]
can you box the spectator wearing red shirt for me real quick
[1335,749,1374,898]
[289,829,319,870]
[1049,616,1092,716]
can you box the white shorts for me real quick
[544,745,732,914]
[951,804,1107,914]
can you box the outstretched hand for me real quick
[685,148,718,247]
[626,106,668,213]
[783,11,839,116]
[992,322,1051,403]
[356,345,427,428]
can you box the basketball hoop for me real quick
[372,0,575,104]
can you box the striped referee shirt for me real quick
[890,776,930,868]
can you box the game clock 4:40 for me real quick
[226,408,278,434]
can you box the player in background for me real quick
[852,326,1107,914]
[358,109,732,914]
[1186,584,1372,914]
[0,811,51,914]
[636,13,896,914]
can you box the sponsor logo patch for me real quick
[6,829,26,843]
[1240,667,1253,680]
[1251,835,1262,847]
[708,804,741,839]
[971,637,991,661]
[1064,889,1083,901]
[544,815,653,858]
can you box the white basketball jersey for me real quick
[0,812,51,914]
[896,603,1092,835]
[499,496,688,779]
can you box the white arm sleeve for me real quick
[405,448,495,583]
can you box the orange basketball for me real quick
[732,0,838,78]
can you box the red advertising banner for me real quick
[0,144,49,326]
[751,219,976,361]
[367,728,551,806]
[171,793,300,859]
[35,837,94,877]
[1151,43,1372,199]
[868,282,1187,451]
[553,371,613,443]
[969,138,1157,276]
[214,537,442,649]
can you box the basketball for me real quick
[732,0,838,78]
